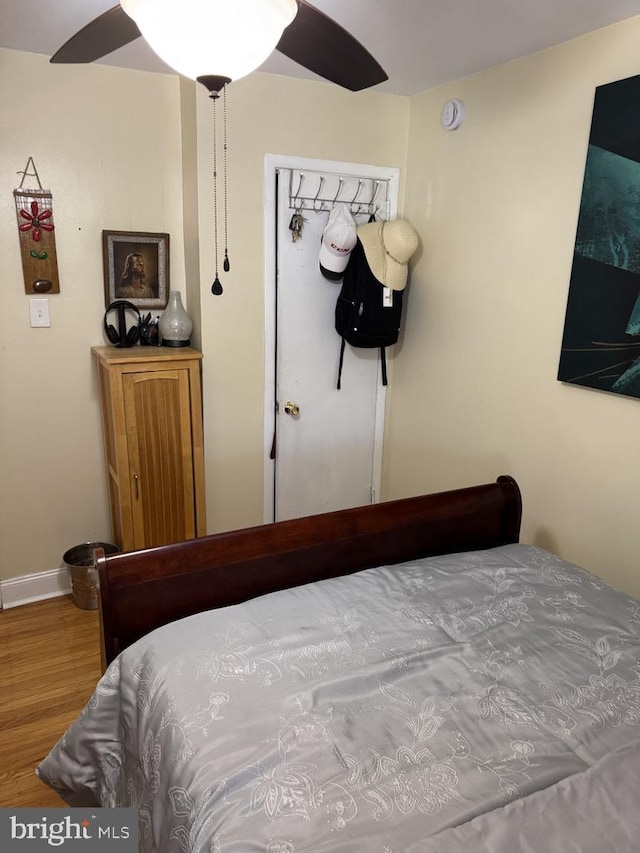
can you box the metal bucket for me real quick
[63,542,119,610]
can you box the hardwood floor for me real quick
[0,595,101,807]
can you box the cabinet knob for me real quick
[283,401,300,416]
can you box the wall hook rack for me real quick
[286,169,391,219]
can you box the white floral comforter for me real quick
[37,545,640,852]
[419,736,640,852]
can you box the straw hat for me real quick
[357,219,419,290]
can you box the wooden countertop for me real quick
[92,345,202,364]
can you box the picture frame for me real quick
[558,73,640,400]
[102,230,169,309]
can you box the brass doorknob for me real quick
[284,401,300,416]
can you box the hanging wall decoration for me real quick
[558,74,640,399]
[13,157,60,294]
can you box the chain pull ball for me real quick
[200,77,231,296]
[223,83,231,274]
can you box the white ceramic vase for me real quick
[159,290,192,347]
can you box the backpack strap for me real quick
[339,341,389,389]
[337,337,346,390]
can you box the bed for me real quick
[37,476,640,852]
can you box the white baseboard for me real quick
[0,567,72,609]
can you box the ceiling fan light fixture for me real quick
[121,0,298,83]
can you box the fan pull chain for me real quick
[223,84,230,273]
[211,94,223,296]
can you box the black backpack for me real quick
[335,238,403,389]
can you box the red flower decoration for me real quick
[19,200,54,242]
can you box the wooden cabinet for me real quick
[92,346,206,552]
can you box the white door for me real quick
[264,157,400,522]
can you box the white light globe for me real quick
[121,0,298,82]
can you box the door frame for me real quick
[263,154,400,523]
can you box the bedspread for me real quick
[420,736,640,853]
[37,545,640,852]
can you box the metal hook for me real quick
[332,177,344,206]
[313,176,326,212]
[350,179,364,214]
[369,180,380,209]
[292,172,304,207]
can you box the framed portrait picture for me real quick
[103,230,169,309]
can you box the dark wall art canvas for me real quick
[558,73,640,399]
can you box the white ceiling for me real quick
[3,0,640,96]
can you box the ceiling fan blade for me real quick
[50,5,141,64]
[276,0,387,91]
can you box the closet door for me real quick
[122,368,196,549]
[269,161,399,522]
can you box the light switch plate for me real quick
[29,297,50,327]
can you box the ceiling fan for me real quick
[51,1,387,297]
[50,0,388,97]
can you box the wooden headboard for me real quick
[96,475,522,667]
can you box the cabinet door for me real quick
[123,368,196,549]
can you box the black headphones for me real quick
[103,300,141,347]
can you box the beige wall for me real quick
[385,18,640,596]
[0,49,186,582]
[193,74,409,533]
[0,47,408,582]
[3,16,640,598]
